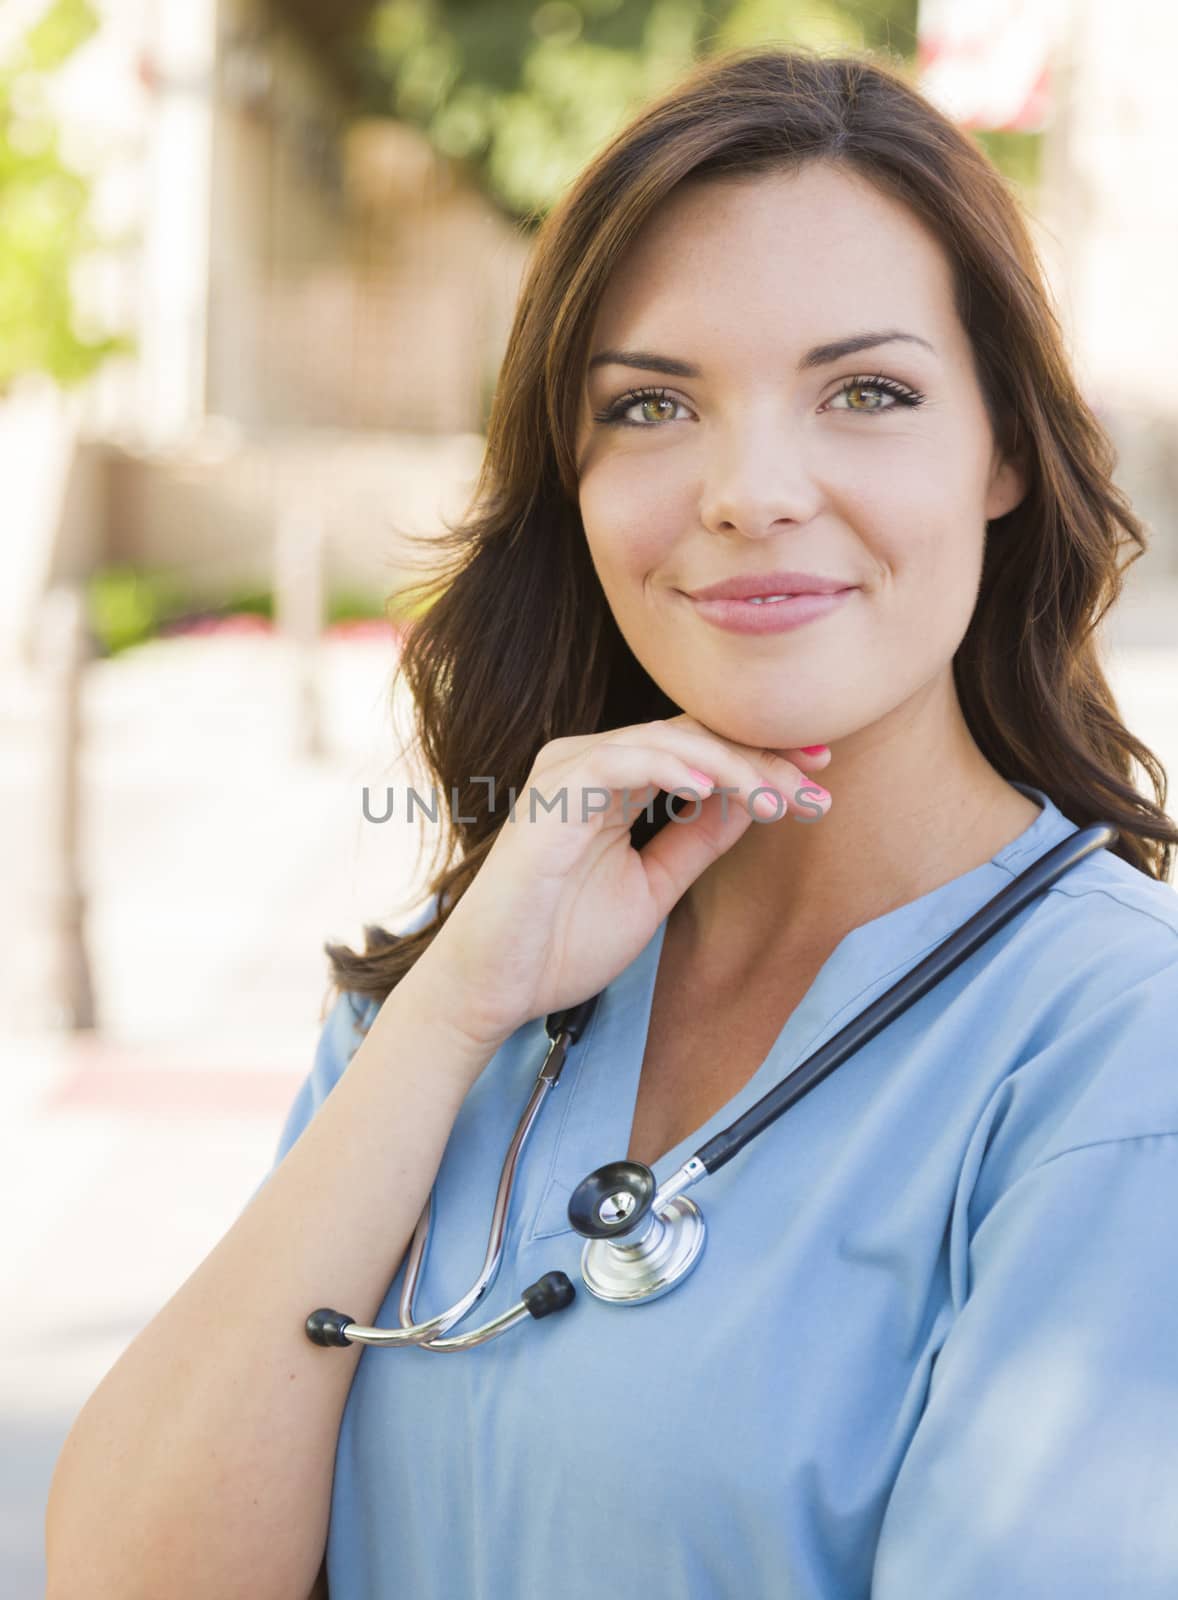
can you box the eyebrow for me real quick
[586,329,936,378]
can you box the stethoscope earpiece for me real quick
[567,1159,707,1305]
[520,1271,577,1319]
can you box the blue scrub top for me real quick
[257,782,1178,1597]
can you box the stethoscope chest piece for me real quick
[567,1159,707,1304]
[305,820,1120,1351]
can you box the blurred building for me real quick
[1,0,532,664]
[2,0,1174,660]
[1035,0,1178,591]
[918,0,1178,604]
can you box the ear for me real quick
[984,445,1029,522]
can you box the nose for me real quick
[698,408,824,538]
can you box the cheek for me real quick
[832,432,988,581]
[579,462,685,589]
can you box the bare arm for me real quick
[45,716,795,1598]
[45,964,503,1600]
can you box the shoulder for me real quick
[977,793,1178,1011]
[1026,840,1178,947]
[992,839,1178,1010]
[251,894,444,1192]
[317,892,444,1083]
[966,845,1178,1221]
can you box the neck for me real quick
[674,673,1042,984]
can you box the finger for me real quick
[784,743,832,767]
[636,787,756,920]
[598,719,770,809]
[550,719,829,822]
[548,744,727,826]
[651,714,832,808]
[755,760,833,823]
[701,734,832,818]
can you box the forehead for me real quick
[585,162,960,362]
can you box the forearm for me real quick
[45,967,497,1600]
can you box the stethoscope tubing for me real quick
[305,819,1117,1353]
[396,1031,572,1351]
[695,820,1119,1173]
[321,1026,576,1351]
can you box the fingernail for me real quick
[685,767,715,790]
[751,788,786,819]
[806,784,831,804]
[800,745,828,755]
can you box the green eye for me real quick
[636,396,678,423]
[594,387,686,428]
[846,384,887,410]
[829,375,925,413]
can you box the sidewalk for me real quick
[0,625,432,1596]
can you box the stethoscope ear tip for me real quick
[306,1307,355,1347]
[522,1271,576,1319]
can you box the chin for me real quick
[686,711,820,749]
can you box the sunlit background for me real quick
[2,0,1175,1590]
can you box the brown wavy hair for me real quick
[325,44,1177,1008]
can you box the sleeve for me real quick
[273,989,378,1169]
[239,989,379,1213]
[241,891,441,1213]
[871,1133,1178,1597]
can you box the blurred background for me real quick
[3,0,1175,1590]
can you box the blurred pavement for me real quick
[0,624,435,1597]
[2,618,1176,1597]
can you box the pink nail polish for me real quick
[685,767,715,789]
[800,745,828,755]
[752,788,786,819]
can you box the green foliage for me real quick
[0,0,131,394]
[22,0,99,70]
[85,564,424,657]
[329,585,427,625]
[86,565,194,656]
[973,127,1043,202]
[85,566,278,656]
[353,0,922,222]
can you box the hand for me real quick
[414,714,832,1051]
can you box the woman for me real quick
[48,46,1178,1600]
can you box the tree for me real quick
[349,0,920,223]
[0,0,129,395]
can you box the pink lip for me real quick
[687,589,857,634]
[686,571,854,601]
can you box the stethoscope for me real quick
[306,820,1117,1354]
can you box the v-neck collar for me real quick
[527,783,1078,1242]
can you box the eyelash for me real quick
[591,374,926,427]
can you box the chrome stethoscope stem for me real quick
[305,1022,578,1352]
[396,1032,568,1351]
[392,1154,709,1346]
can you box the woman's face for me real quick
[574,161,1025,751]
